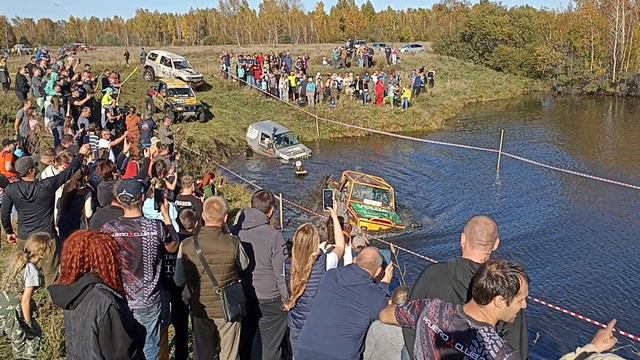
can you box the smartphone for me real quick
[323,189,334,210]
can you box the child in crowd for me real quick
[0,233,53,360]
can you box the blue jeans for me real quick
[132,302,162,360]
[401,98,409,110]
[362,92,369,105]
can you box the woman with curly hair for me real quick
[284,204,346,355]
[48,230,144,360]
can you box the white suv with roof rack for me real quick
[143,50,205,88]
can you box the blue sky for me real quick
[0,0,570,21]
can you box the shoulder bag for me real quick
[193,234,247,323]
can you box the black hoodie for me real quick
[403,258,528,360]
[0,154,83,240]
[48,273,144,360]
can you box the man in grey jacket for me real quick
[236,190,289,360]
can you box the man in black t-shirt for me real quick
[174,174,203,235]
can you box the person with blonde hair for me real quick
[284,204,345,355]
[0,232,53,359]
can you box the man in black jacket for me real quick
[1,144,90,284]
[403,215,529,360]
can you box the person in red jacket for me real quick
[375,79,385,107]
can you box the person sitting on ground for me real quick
[380,259,528,360]
[296,246,394,360]
[0,233,53,360]
[284,204,346,355]
[559,319,625,360]
[363,286,410,360]
[49,230,144,359]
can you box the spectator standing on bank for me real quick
[236,190,290,360]
[363,286,409,360]
[380,259,528,360]
[48,230,145,360]
[123,49,130,66]
[1,145,89,285]
[296,247,394,360]
[284,204,345,355]
[175,196,250,359]
[100,179,179,360]
[0,233,52,360]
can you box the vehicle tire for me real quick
[198,111,206,123]
[145,97,154,112]
[143,67,155,82]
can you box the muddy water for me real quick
[228,95,640,358]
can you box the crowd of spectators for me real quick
[218,44,435,111]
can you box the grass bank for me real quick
[1,44,537,156]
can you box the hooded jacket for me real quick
[236,207,289,302]
[403,258,529,360]
[0,154,83,240]
[48,273,144,360]
[44,71,58,97]
[297,264,389,360]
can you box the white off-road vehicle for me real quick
[142,50,205,88]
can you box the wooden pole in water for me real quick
[279,193,284,230]
[315,115,320,140]
[496,129,505,173]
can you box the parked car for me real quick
[399,43,426,53]
[65,43,87,52]
[371,43,390,50]
[146,78,206,122]
[354,40,367,48]
[12,44,33,55]
[246,121,312,161]
[143,50,205,88]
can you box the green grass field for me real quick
[0,44,535,359]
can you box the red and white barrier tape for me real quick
[529,297,640,342]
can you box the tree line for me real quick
[1,0,639,95]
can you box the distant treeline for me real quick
[1,0,639,95]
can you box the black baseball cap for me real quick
[14,156,37,177]
[115,180,146,204]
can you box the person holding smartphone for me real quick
[284,201,346,356]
